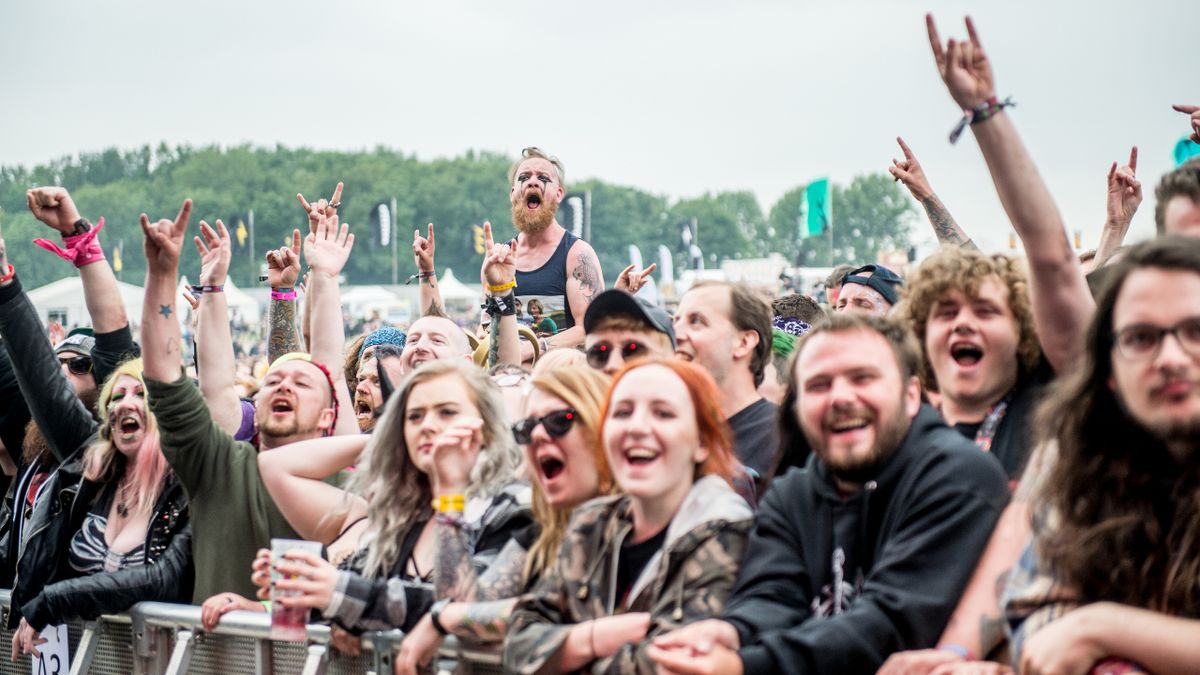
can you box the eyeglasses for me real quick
[59,356,93,376]
[1113,317,1200,360]
[512,409,577,445]
[586,341,646,370]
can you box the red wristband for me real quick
[271,288,298,301]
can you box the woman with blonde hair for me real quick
[13,358,191,658]
[393,364,613,673]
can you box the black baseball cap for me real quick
[584,290,676,348]
[842,264,903,306]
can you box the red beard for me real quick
[512,186,559,234]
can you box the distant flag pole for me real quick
[248,209,256,278]
[112,240,123,277]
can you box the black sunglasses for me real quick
[59,355,93,376]
[512,409,577,445]
[586,341,646,369]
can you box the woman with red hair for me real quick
[505,358,753,674]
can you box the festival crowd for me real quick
[2,15,1200,675]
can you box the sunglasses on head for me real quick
[585,341,646,369]
[59,355,93,376]
[512,409,577,445]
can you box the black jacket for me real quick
[724,405,1010,674]
[21,477,192,630]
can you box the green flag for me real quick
[802,178,830,238]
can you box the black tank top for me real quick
[514,229,579,331]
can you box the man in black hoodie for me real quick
[649,313,1009,674]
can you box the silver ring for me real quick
[329,202,341,209]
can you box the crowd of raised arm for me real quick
[1,13,1200,675]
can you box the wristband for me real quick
[190,285,225,294]
[431,494,465,513]
[0,264,14,284]
[948,96,1015,144]
[271,287,298,301]
[484,292,517,317]
[429,599,451,637]
[937,644,973,660]
[486,279,516,293]
[405,271,435,285]
[33,216,106,268]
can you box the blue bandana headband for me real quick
[772,316,812,337]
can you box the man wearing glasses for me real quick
[582,289,676,376]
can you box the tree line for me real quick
[0,144,915,289]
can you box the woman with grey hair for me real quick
[233,360,530,638]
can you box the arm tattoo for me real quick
[571,252,602,305]
[921,195,979,251]
[472,539,528,602]
[978,568,1014,658]
[268,299,302,363]
[434,519,478,600]
[487,312,500,369]
[158,304,173,318]
[455,599,518,641]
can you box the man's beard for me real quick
[256,413,303,441]
[808,398,910,484]
[512,188,558,235]
[22,419,53,466]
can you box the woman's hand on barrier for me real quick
[251,548,273,600]
[330,625,362,656]
[273,549,339,612]
[395,613,444,675]
[11,618,46,661]
[200,592,265,631]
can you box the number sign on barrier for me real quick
[33,624,68,675]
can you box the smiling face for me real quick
[403,373,481,476]
[522,388,599,509]
[106,375,148,457]
[603,364,707,509]
[401,316,471,372]
[924,277,1021,416]
[673,285,739,385]
[510,157,563,235]
[795,329,920,485]
[1110,268,1200,449]
[254,360,335,446]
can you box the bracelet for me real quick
[32,216,106,268]
[431,494,465,513]
[430,599,451,637]
[486,279,516,293]
[0,264,14,284]
[483,292,517,317]
[190,285,225,294]
[937,644,973,660]
[405,271,436,285]
[588,619,597,660]
[271,287,298,301]
[948,96,1015,144]
[435,512,465,529]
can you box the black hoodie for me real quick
[725,404,1010,673]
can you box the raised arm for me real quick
[481,222,521,367]
[927,15,1092,373]
[140,199,193,384]
[1173,104,1200,144]
[257,432,370,543]
[27,187,127,333]
[192,220,243,434]
[301,210,358,437]
[888,137,978,250]
[265,231,304,363]
[413,223,445,316]
[1090,146,1142,272]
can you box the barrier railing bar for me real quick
[67,621,100,675]
[300,643,328,675]
[254,637,273,675]
[162,629,195,675]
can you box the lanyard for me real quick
[973,391,1014,453]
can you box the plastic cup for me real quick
[269,538,324,641]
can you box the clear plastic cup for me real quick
[269,538,324,641]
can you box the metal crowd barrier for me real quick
[0,590,503,675]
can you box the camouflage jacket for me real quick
[504,475,753,674]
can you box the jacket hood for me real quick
[808,404,945,503]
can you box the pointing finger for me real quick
[965,15,982,49]
[291,228,302,252]
[896,136,915,161]
[329,181,344,207]
[297,193,313,212]
[1128,145,1138,173]
[925,13,945,64]
[427,223,435,247]
[174,199,193,232]
[483,221,494,255]
[1173,104,1200,114]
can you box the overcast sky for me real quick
[2,0,1194,253]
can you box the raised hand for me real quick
[297,181,344,234]
[480,221,516,288]
[413,223,436,273]
[429,417,484,495]
[1106,146,1142,227]
[265,230,302,289]
[890,137,936,201]
[194,220,233,287]
[303,212,354,278]
[927,15,995,111]
[47,321,65,347]
[1173,104,1200,144]
[615,262,657,295]
[140,199,193,275]
[26,187,83,235]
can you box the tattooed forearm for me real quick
[268,299,302,363]
[454,599,518,641]
[472,539,528,602]
[434,519,477,600]
[487,311,501,369]
[571,252,603,305]
[921,194,979,251]
[419,276,446,318]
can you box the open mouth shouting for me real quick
[117,415,142,441]
[269,397,296,416]
[535,448,567,483]
[524,189,543,212]
[355,396,374,421]
[950,341,985,369]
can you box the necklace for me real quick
[115,481,134,518]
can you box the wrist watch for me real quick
[70,218,92,235]
[429,598,451,636]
